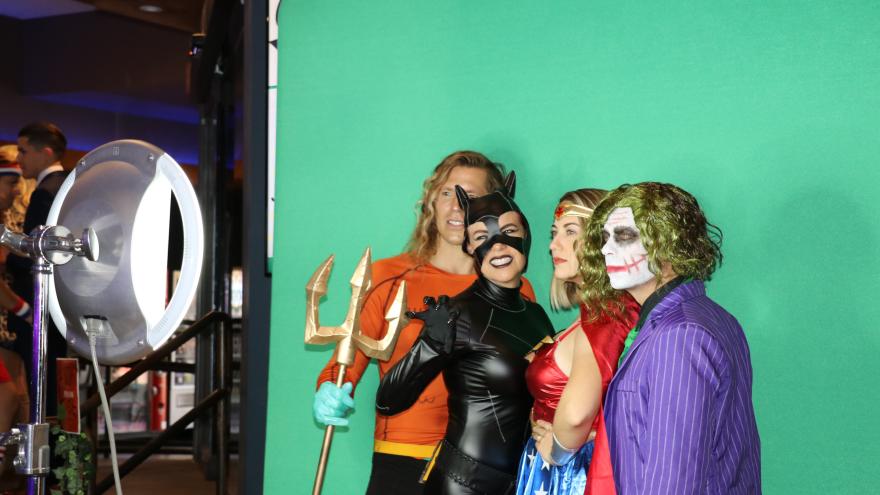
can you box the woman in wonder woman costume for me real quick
[377,172,553,495]
[515,189,639,495]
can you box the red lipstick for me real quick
[606,256,646,273]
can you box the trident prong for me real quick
[304,254,347,344]
[305,246,408,495]
[305,247,408,365]
[353,279,408,360]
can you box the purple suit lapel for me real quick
[609,281,706,386]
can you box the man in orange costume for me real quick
[313,151,535,494]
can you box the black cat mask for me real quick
[455,171,532,273]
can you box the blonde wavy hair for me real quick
[0,144,34,233]
[549,188,608,310]
[404,151,505,262]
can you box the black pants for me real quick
[365,452,428,495]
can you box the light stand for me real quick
[0,139,203,495]
[0,225,98,495]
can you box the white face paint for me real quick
[601,207,655,290]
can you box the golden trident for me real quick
[305,247,407,495]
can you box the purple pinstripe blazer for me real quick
[604,280,761,494]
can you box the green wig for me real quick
[578,182,723,320]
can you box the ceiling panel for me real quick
[79,0,204,32]
[0,0,94,19]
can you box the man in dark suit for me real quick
[7,122,69,417]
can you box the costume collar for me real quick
[36,163,64,187]
[610,279,705,374]
[473,276,525,312]
[634,276,687,330]
[646,279,704,321]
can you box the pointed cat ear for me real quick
[455,185,470,211]
[504,171,516,198]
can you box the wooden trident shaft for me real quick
[305,247,407,495]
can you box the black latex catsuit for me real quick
[376,173,554,495]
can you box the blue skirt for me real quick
[514,437,594,495]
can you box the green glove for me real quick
[313,381,355,426]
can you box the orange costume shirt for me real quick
[317,253,535,453]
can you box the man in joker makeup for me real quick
[579,182,761,494]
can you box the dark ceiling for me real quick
[0,0,211,164]
[0,0,205,32]
[79,0,206,32]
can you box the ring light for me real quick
[46,140,203,365]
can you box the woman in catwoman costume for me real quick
[376,172,554,495]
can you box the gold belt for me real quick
[373,440,438,460]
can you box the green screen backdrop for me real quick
[266,2,880,493]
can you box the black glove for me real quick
[407,295,458,354]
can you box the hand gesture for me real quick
[407,296,458,354]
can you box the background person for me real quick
[0,147,35,332]
[7,122,69,417]
[0,145,32,491]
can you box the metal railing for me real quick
[82,311,232,495]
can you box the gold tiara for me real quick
[554,202,594,220]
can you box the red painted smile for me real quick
[606,256,646,273]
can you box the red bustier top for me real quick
[526,321,577,424]
[525,297,639,425]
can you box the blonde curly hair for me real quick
[3,178,34,233]
[0,144,34,233]
[404,151,505,262]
